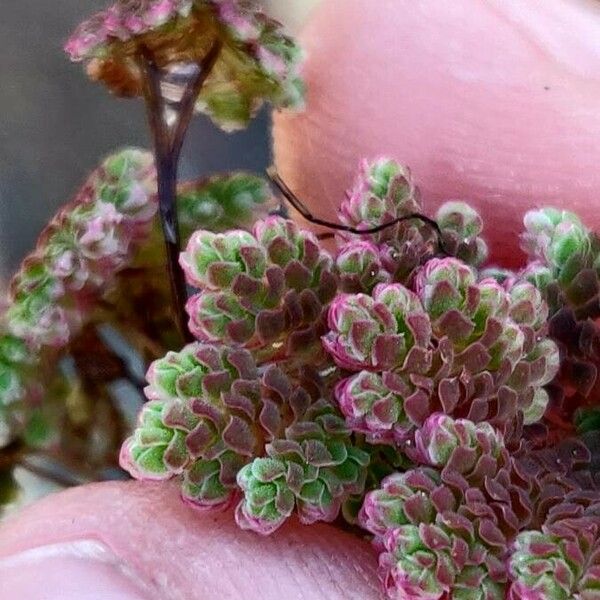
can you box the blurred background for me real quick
[0,0,278,278]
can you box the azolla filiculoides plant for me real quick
[3,2,600,598]
[121,155,600,599]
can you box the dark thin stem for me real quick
[267,167,450,255]
[171,40,223,162]
[156,152,192,341]
[139,42,222,343]
[140,52,190,342]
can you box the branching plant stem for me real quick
[139,40,223,343]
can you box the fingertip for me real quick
[0,482,381,599]
[273,0,600,266]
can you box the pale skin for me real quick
[2,1,600,597]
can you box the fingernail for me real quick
[0,540,153,599]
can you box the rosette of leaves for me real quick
[479,273,563,429]
[415,258,504,332]
[514,435,600,529]
[177,172,274,241]
[91,148,158,235]
[359,468,442,542]
[412,258,558,432]
[436,201,488,267]
[379,525,505,600]
[334,370,418,445]
[121,342,264,507]
[520,208,600,329]
[235,399,370,535]
[521,208,594,291]
[359,414,533,600]
[65,0,304,130]
[6,148,157,351]
[335,240,391,294]
[330,262,558,442]
[335,158,488,288]
[339,158,422,245]
[504,280,561,426]
[520,208,600,435]
[0,149,157,449]
[121,341,369,520]
[362,414,534,542]
[336,158,436,286]
[6,267,75,350]
[180,216,338,364]
[323,283,432,372]
[509,517,600,600]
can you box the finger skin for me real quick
[0,481,380,600]
[0,552,151,600]
[273,0,600,266]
